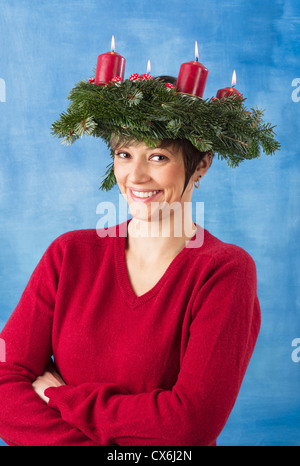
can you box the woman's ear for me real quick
[195,151,213,179]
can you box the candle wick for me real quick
[195,57,199,62]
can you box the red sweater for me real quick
[0,219,260,446]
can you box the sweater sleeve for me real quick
[45,248,261,446]
[0,238,100,446]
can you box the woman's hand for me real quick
[32,363,66,404]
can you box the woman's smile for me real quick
[129,188,163,202]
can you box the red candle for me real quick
[95,36,126,85]
[216,70,243,99]
[176,41,209,98]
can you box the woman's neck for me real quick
[126,215,197,266]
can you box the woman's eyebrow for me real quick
[152,145,174,153]
[154,147,176,156]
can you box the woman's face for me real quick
[113,142,195,222]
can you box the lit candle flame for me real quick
[195,41,199,62]
[232,69,237,87]
[111,35,115,52]
[147,59,151,73]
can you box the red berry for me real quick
[111,76,122,83]
[139,73,152,80]
[88,78,95,83]
[129,73,140,81]
[165,83,175,89]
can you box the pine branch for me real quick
[51,76,281,189]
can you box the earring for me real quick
[194,175,201,189]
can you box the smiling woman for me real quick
[111,138,212,277]
[112,138,212,264]
[0,71,264,447]
[110,129,214,197]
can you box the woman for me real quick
[0,73,278,446]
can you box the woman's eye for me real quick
[151,155,167,161]
[115,152,167,161]
[115,152,129,158]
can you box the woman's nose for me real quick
[128,160,151,182]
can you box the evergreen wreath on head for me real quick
[51,71,281,191]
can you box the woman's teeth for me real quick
[132,190,161,198]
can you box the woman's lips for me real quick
[129,188,163,202]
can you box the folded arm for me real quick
[0,239,100,446]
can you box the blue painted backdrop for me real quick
[0,0,299,446]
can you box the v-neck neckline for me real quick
[114,219,201,309]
